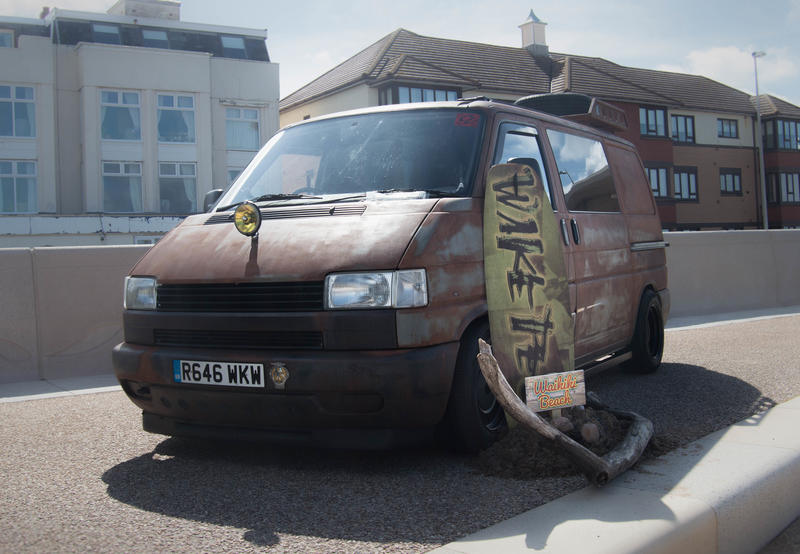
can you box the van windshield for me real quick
[217,109,485,209]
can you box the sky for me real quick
[3,0,799,107]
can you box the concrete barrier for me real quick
[1,230,798,384]
[0,245,148,383]
[664,230,800,318]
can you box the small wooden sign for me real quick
[525,370,586,412]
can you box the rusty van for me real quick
[113,94,670,452]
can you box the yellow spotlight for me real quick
[234,201,262,237]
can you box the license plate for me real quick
[173,360,265,388]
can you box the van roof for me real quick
[283,99,637,150]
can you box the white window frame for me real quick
[100,89,141,141]
[225,107,260,151]
[157,93,196,143]
[0,160,37,213]
[102,161,142,213]
[0,85,36,138]
[159,161,197,214]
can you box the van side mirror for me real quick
[203,189,224,212]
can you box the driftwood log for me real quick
[477,339,653,487]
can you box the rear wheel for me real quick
[625,289,664,373]
[440,321,507,453]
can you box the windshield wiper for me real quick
[217,193,321,212]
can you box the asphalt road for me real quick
[1,315,799,553]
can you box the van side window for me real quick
[493,123,554,208]
[547,129,620,213]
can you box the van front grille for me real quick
[153,329,323,350]
[157,282,324,312]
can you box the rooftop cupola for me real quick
[519,9,548,57]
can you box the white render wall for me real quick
[0,27,279,232]
[666,108,755,148]
[0,34,58,214]
[279,84,377,127]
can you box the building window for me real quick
[673,167,698,201]
[720,168,742,195]
[159,162,196,214]
[775,120,800,150]
[770,172,800,204]
[639,107,666,137]
[92,23,121,45]
[101,90,141,140]
[718,118,739,138]
[102,161,142,212]
[221,36,246,59]
[157,94,195,143]
[227,168,243,186]
[646,167,668,198]
[142,29,169,48]
[0,85,35,137]
[0,30,13,48]
[0,160,36,213]
[671,115,695,143]
[379,85,459,105]
[226,108,259,150]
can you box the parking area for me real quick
[1,314,799,553]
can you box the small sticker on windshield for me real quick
[455,114,480,127]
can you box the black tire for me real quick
[625,289,664,373]
[439,321,507,453]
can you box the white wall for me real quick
[279,84,376,127]
[1,30,279,227]
[666,108,754,147]
[664,230,800,317]
[0,34,58,213]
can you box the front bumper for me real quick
[112,340,459,444]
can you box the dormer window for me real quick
[221,36,246,59]
[92,23,121,45]
[0,30,13,48]
[142,29,169,48]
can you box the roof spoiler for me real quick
[514,93,628,132]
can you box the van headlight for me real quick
[325,270,428,309]
[124,276,157,310]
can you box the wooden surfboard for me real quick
[483,163,574,398]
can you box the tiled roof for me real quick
[279,30,398,110]
[280,29,551,110]
[752,94,800,118]
[552,54,756,114]
[280,28,794,118]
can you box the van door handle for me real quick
[560,218,570,246]
[570,219,581,245]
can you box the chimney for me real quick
[519,9,548,57]
[107,0,181,20]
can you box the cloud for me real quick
[657,46,798,96]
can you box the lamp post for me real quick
[752,51,768,230]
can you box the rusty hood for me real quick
[131,199,438,283]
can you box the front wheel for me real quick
[624,289,664,373]
[439,321,507,453]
